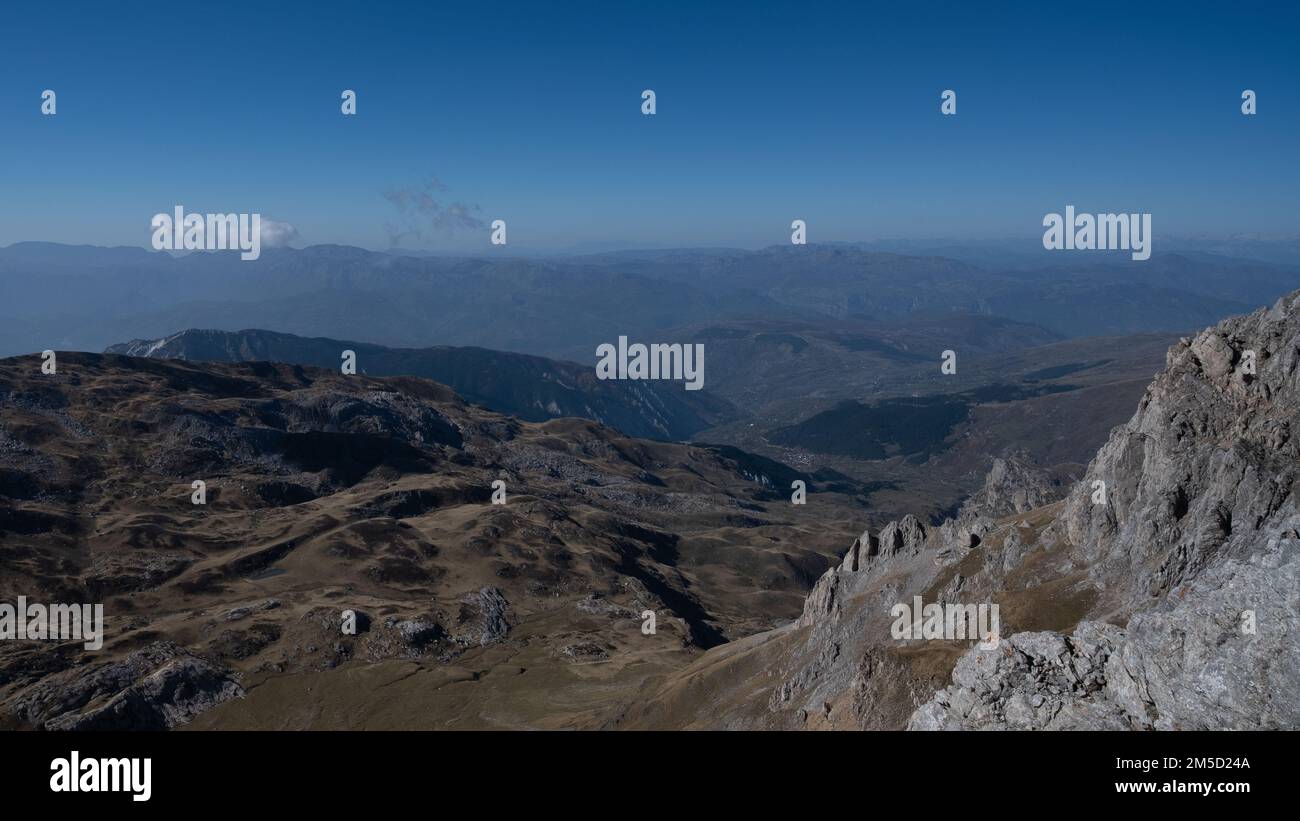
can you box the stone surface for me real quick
[17,641,243,731]
[910,291,1300,730]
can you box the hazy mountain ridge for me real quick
[3,242,1295,359]
[105,328,736,441]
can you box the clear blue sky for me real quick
[1,0,1296,251]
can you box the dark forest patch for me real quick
[768,383,1079,461]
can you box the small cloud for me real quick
[260,219,299,248]
[382,176,485,247]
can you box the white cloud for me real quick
[260,219,299,248]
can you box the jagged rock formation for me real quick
[15,642,243,731]
[958,455,1071,521]
[618,291,1300,730]
[911,290,1300,729]
[909,543,1300,729]
[1059,296,1300,606]
[454,586,512,647]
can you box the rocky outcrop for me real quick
[908,623,1129,730]
[875,515,928,561]
[1061,292,1300,602]
[799,515,932,629]
[701,290,1300,732]
[763,511,962,728]
[16,642,243,730]
[909,290,1300,730]
[454,586,512,647]
[910,539,1300,729]
[959,455,1069,521]
[937,516,992,553]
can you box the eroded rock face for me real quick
[454,586,512,647]
[1105,544,1300,730]
[16,642,243,731]
[1062,291,1300,602]
[798,516,932,629]
[777,512,958,727]
[910,540,1300,730]
[908,624,1129,731]
[755,291,1300,732]
[959,455,1068,521]
[908,291,1300,730]
[876,515,928,562]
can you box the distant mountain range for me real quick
[4,241,1297,360]
[106,328,735,441]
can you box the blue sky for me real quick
[0,0,1296,251]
